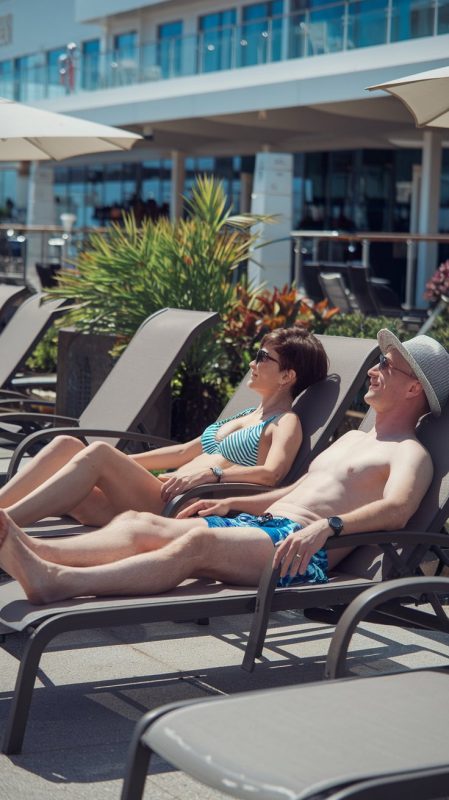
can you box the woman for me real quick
[0,326,328,527]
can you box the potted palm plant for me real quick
[48,175,270,434]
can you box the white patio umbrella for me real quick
[368,65,449,129]
[0,96,141,160]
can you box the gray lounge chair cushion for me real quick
[144,670,449,800]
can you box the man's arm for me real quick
[275,441,434,579]
[176,479,302,519]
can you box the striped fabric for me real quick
[200,407,280,467]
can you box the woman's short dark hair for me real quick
[261,326,328,398]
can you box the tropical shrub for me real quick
[46,176,273,435]
[323,313,406,340]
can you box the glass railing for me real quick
[1,1,447,101]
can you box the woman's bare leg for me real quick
[0,436,86,506]
[21,510,205,566]
[0,511,273,604]
[6,441,166,527]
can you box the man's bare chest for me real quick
[309,434,392,486]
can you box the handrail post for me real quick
[404,238,416,309]
[294,235,303,289]
[361,238,370,269]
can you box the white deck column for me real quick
[170,151,185,222]
[248,152,293,288]
[416,130,443,307]
[26,162,56,287]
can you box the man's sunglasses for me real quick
[378,352,414,378]
[255,348,279,365]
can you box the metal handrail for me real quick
[291,229,449,308]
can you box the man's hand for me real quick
[176,498,231,519]
[159,470,215,502]
[273,519,330,578]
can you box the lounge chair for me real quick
[6,333,379,534]
[0,307,219,486]
[163,334,379,515]
[0,335,393,755]
[122,574,449,800]
[0,292,66,398]
[0,284,30,333]
[318,271,358,314]
[242,395,449,671]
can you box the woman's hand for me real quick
[159,469,214,502]
[176,497,231,519]
[273,519,330,577]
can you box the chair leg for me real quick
[2,623,50,754]
[242,560,279,672]
[121,711,155,800]
[122,700,203,800]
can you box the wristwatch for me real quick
[210,466,223,483]
[327,516,344,536]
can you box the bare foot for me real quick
[0,510,62,604]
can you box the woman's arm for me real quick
[217,413,302,486]
[129,437,203,470]
[160,413,302,500]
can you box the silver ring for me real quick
[294,554,302,560]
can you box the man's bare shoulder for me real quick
[393,436,432,469]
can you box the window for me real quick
[198,9,237,72]
[14,53,43,101]
[347,0,388,49]
[240,1,283,66]
[0,60,13,98]
[47,47,68,97]
[157,21,183,78]
[111,31,137,85]
[82,39,100,90]
[114,31,137,60]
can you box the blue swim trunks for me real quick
[204,512,328,587]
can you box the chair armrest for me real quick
[162,483,268,517]
[11,373,57,390]
[0,412,78,447]
[0,397,55,409]
[241,528,449,673]
[325,575,449,680]
[0,389,31,400]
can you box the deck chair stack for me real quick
[0,333,380,754]
[122,574,449,800]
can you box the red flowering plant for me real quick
[219,283,339,388]
[425,259,449,304]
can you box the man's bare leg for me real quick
[0,435,85,506]
[20,511,205,566]
[6,442,166,527]
[0,511,274,604]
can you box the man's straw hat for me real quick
[377,329,449,416]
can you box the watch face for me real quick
[328,516,343,534]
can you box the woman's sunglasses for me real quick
[255,348,279,365]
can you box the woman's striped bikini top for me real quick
[200,407,281,467]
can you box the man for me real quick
[0,330,448,605]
